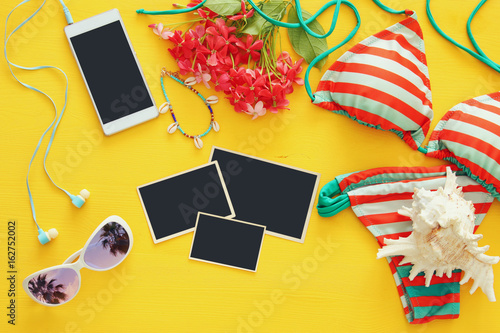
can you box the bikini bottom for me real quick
[317,165,494,323]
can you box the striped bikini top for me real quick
[313,10,500,199]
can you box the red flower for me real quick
[207,19,239,57]
[205,34,226,66]
[277,52,304,79]
[227,90,249,113]
[177,58,195,75]
[228,1,255,21]
[236,35,263,63]
[259,83,290,113]
[211,70,232,92]
[236,69,266,104]
[229,67,247,86]
[168,30,195,59]
[274,52,304,93]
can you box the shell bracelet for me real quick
[159,68,219,149]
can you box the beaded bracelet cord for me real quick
[159,68,219,149]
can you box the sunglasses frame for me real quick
[22,215,133,306]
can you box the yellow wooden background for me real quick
[2,0,500,332]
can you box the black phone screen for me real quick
[69,21,153,124]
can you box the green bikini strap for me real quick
[247,0,343,38]
[317,179,351,217]
[303,1,360,101]
[137,0,207,15]
[139,0,349,38]
[426,0,499,73]
[372,0,405,15]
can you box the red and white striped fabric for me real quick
[333,165,494,323]
[426,92,500,199]
[313,10,433,151]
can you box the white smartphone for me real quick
[65,9,158,135]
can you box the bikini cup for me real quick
[426,92,500,198]
[314,10,433,151]
[313,10,500,199]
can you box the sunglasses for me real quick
[23,216,133,306]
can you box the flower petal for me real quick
[207,55,218,66]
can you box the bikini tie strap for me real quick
[317,179,351,217]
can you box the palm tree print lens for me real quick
[84,222,130,269]
[27,268,79,305]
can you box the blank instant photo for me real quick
[189,213,266,272]
[137,162,235,243]
[209,147,320,243]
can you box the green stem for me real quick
[181,22,197,38]
[230,53,236,69]
[266,67,273,89]
[192,53,199,70]
[255,0,292,78]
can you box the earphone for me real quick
[71,189,91,208]
[5,0,89,244]
[38,228,59,245]
[32,189,90,245]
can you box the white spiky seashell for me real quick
[159,102,170,114]
[167,122,178,134]
[377,167,499,301]
[206,95,219,104]
[184,77,197,86]
[212,120,220,132]
[194,136,203,149]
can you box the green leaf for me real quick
[204,0,242,16]
[242,0,287,36]
[287,7,328,69]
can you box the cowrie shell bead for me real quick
[184,77,197,86]
[167,122,178,134]
[212,120,220,132]
[159,102,170,114]
[206,95,219,104]
[194,136,203,149]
